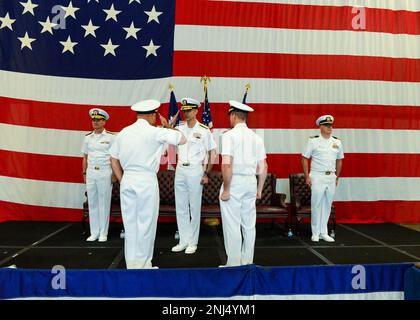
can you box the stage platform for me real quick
[0,221,419,269]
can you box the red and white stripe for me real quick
[1,0,419,223]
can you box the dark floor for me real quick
[0,221,419,269]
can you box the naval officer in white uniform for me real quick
[302,115,344,242]
[109,100,187,269]
[82,108,115,242]
[219,101,268,267]
[171,98,217,255]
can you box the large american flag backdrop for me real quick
[0,0,419,223]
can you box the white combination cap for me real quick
[89,108,109,120]
[131,99,160,113]
[228,100,254,114]
[316,115,334,126]
[181,97,200,110]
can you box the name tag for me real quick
[100,141,110,144]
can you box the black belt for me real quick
[91,166,110,170]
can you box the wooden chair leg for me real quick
[330,216,336,238]
[285,219,293,237]
[82,213,87,235]
[295,217,301,236]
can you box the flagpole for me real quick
[243,83,251,103]
[200,76,219,227]
[200,75,211,95]
[167,83,177,171]
[245,83,250,93]
[200,75,214,129]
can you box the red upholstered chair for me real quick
[83,171,290,236]
[201,172,290,234]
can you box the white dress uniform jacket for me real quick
[109,119,182,269]
[82,130,115,240]
[174,121,217,248]
[302,135,344,237]
[220,123,266,266]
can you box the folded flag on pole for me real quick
[167,85,179,170]
[168,88,180,127]
[202,80,213,129]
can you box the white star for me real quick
[142,39,160,58]
[39,17,57,34]
[0,13,16,31]
[129,0,141,4]
[100,39,119,57]
[123,22,141,40]
[144,6,162,24]
[20,0,38,16]
[81,20,100,38]
[87,0,99,2]
[62,1,80,19]
[18,32,36,50]
[60,36,78,54]
[103,4,121,22]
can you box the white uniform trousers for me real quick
[174,164,204,246]
[310,171,336,237]
[120,172,159,269]
[220,175,257,266]
[86,166,112,238]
